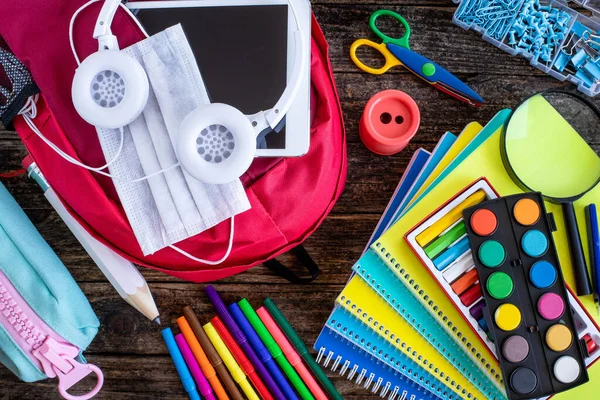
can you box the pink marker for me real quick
[175,333,216,400]
[256,307,328,400]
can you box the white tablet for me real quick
[126,0,311,157]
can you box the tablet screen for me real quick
[133,5,288,149]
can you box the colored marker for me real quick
[238,299,312,400]
[586,204,600,315]
[433,236,470,271]
[177,316,230,400]
[176,333,216,400]
[161,328,201,400]
[211,316,273,400]
[228,303,292,400]
[263,298,343,400]
[205,285,286,400]
[204,322,260,400]
[183,306,244,400]
[424,221,466,259]
[256,307,329,400]
[416,190,486,246]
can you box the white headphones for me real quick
[71,0,149,130]
[71,0,306,184]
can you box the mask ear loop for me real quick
[167,217,235,265]
[19,95,180,183]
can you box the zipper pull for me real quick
[32,337,104,400]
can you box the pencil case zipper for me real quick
[0,268,103,399]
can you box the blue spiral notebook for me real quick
[321,306,455,399]
[315,321,442,400]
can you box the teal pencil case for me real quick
[0,182,103,399]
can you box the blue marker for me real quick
[433,236,471,271]
[586,204,600,315]
[162,328,201,400]
[229,302,298,399]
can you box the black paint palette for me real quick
[462,192,589,399]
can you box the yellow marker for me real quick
[203,322,260,400]
[416,190,487,246]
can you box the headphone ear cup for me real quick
[176,103,256,185]
[72,50,149,129]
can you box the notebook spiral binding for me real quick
[354,249,506,399]
[326,307,455,400]
[373,242,505,389]
[315,326,441,400]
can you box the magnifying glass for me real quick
[502,90,600,296]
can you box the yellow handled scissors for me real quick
[350,10,483,106]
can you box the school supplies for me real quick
[337,275,495,399]
[453,0,600,96]
[27,161,161,324]
[175,333,217,400]
[586,204,600,315]
[358,90,420,155]
[205,286,286,399]
[406,179,499,350]
[263,298,344,400]
[373,111,600,398]
[256,307,329,400]
[210,316,273,400]
[351,10,483,106]
[228,303,286,396]
[162,328,201,400]
[0,182,103,400]
[176,316,230,400]
[463,193,589,398]
[502,91,600,295]
[316,324,442,400]
[238,299,313,400]
[204,322,260,400]
[183,306,244,400]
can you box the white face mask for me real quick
[95,24,250,256]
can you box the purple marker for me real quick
[175,334,216,400]
[205,285,285,400]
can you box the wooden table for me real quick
[1,1,595,398]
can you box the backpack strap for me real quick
[264,245,320,284]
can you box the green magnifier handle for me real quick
[563,202,593,296]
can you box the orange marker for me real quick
[177,316,229,400]
[450,268,479,296]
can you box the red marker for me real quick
[211,316,273,400]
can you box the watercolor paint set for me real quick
[462,192,589,398]
[405,178,600,399]
[452,0,600,97]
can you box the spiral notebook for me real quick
[315,324,441,400]
[352,249,505,399]
[316,307,446,400]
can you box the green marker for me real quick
[263,298,343,400]
[239,299,314,400]
[424,221,466,259]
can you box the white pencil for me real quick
[27,162,160,324]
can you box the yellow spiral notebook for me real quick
[337,276,488,400]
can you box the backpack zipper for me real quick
[0,269,103,399]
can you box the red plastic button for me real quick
[359,90,420,155]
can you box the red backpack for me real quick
[0,1,346,283]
